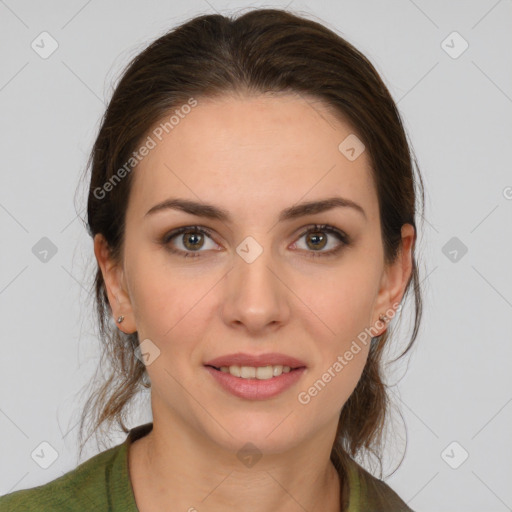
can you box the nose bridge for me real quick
[222,234,288,330]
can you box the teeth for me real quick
[218,365,292,379]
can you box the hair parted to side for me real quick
[77,7,425,480]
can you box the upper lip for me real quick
[204,352,307,369]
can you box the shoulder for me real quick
[347,458,414,512]
[0,443,122,512]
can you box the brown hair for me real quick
[77,7,425,484]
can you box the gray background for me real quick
[1,1,511,511]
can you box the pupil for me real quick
[186,233,202,249]
[308,232,326,249]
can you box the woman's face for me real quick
[96,92,412,454]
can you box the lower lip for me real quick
[204,366,306,400]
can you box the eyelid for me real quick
[292,224,350,258]
[160,223,349,258]
[161,225,217,245]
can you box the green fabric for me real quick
[0,422,413,511]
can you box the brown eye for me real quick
[182,231,205,251]
[294,224,350,258]
[305,231,328,251]
[161,224,350,259]
[161,226,218,258]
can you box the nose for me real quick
[220,242,291,334]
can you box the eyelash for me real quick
[160,224,350,259]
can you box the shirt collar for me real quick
[109,422,153,511]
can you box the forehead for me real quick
[127,93,378,225]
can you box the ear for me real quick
[93,233,137,334]
[371,223,416,335]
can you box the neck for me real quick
[129,421,342,512]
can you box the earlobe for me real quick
[93,234,136,333]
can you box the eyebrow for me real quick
[145,196,367,222]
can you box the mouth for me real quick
[203,363,307,400]
[203,352,307,375]
[204,364,306,380]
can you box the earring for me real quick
[117,315,124,324]
[379,314,389,323]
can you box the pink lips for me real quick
[203,352,307,400]
[204,352,307,370]
[204,365,306,400]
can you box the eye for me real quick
[292,224,350,258]
[160,224,350,259]
[161,226,218,258]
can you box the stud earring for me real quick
[379,314,389,322]
[117,315,124,324]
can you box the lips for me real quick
[204,352,307,370]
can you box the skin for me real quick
[94,92,415,512]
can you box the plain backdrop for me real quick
[1,1,511,511]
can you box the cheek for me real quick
[125,251,186,339]
[127,257,218,362]
[291,266,375,403]
[292,265,378,341]
[297,344,370,425]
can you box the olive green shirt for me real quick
[0,422,413,511]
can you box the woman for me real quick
[0,7,424,511]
